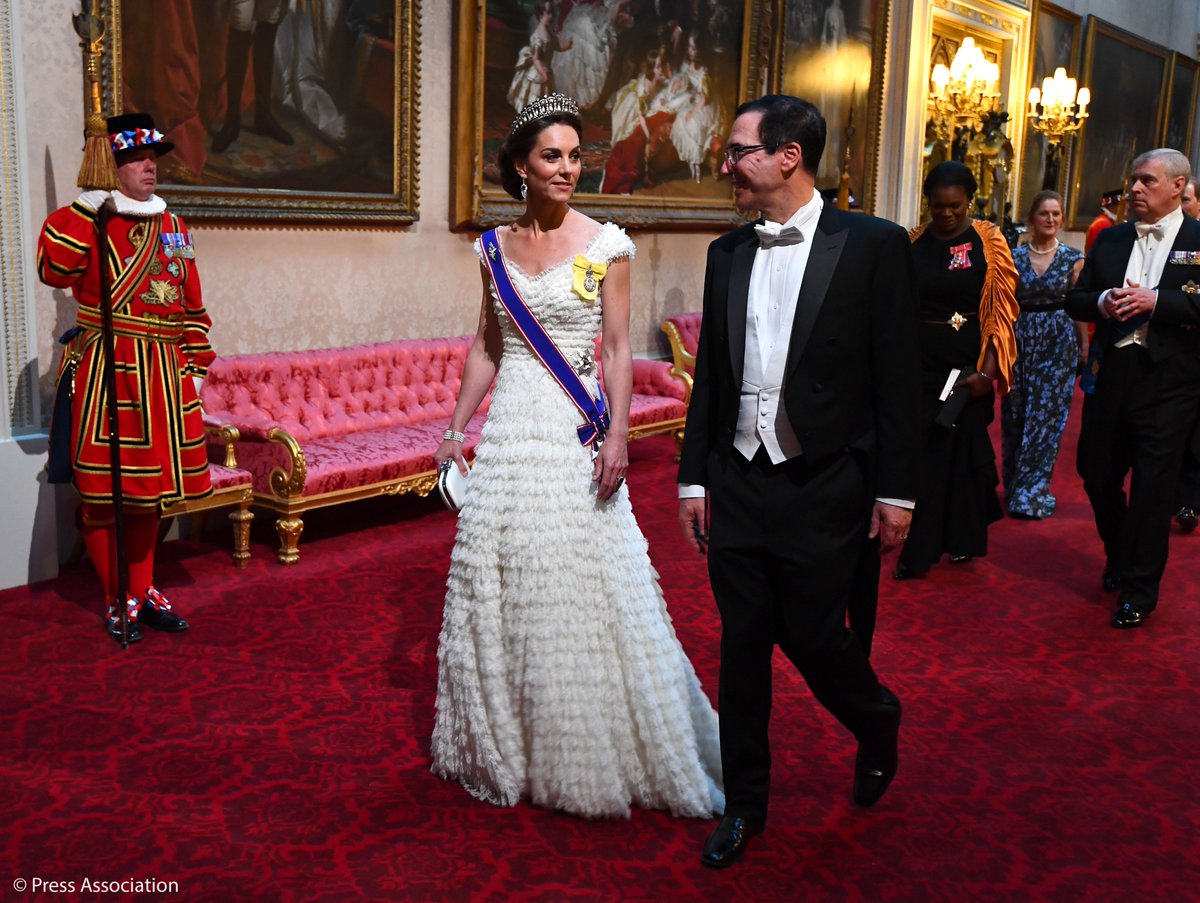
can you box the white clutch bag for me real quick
[437,459,471,511]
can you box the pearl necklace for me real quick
[1026,238,1060,255]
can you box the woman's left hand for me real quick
[593,434,628,502]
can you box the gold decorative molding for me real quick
[96,0,420,224]
[935,0,1021,36]
[268,427,308,499]
[0,0,36,437]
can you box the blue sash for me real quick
[481,228,609,448]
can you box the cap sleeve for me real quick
[598,221,637,264]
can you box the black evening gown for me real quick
[899,224,1003,573]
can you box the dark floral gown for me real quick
[1001,242,1084,517]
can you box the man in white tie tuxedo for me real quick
[677,95,921,867]
[1067,148,1200,628]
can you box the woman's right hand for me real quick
[955,371,995,398]
[434,439,468,476]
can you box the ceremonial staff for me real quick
[73,2,131,648]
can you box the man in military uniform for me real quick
[39,113,215,644]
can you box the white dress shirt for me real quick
[1098,206,1185,348]
[678,195,913,509]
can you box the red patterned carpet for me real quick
[2,398,1198,902]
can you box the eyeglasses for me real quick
[723,143,773,166]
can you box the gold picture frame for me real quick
[1067,17,1169,231]
[450,0,776,230]
[771,0,889,214]
[1162,51,1199,158]
[98,0,420,224]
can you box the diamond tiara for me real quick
[509,93,580,136]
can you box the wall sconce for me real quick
[1026,66,1090,190]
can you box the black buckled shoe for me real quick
[700,815,765,869]
[1176,507,1198,533]
[854,690,901,807]
[139,587,189,632]
[1111,602,1148,629]
[106,618,142,644]
[106,596,142,644]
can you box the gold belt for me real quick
[76,307,185,343]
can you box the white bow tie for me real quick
[755,222,805,248]
[1135,221,1165,241]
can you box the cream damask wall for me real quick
[23,0,718,427]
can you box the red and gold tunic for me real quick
[37,198,215,509]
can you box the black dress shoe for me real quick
[1102,567,1121,592]
[139,604,189,631]
[854,692,900,807]
[700,815,764,869]
[140,588,189,632]
[1176,507,1198,532]
[1111,602,1148,629]
[106,619,142,644]
[892,562,922,580]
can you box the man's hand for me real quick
[679,497,708,554]
[869,501,912,554]
[1104,280,1157,321]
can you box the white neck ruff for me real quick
[112,190,166,217]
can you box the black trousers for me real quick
[1177,417,1200,509]
[706,446,898,820]
[1077,344,1200,610]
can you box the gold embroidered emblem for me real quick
[140,279,179,308]
[148,259,164,275]
[948,312,967,331]
[128,222,148,249]
[1183,280,1199,295]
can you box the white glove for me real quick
[192,375,205,398]
[76,190,111,212]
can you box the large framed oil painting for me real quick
[775,0,889,213]
[98,0,420,224]
[450,0,776,230]
[1018,1,1080,216]
[1068,17,1169,230]
[1162,52,1199,158]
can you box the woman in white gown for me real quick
[550,0,631,109]
[670,33,724,183]
[431,93,723,819]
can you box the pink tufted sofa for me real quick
[201,336,688,564]
[660,312,701,401]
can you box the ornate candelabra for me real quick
[1026,67,1090,190]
